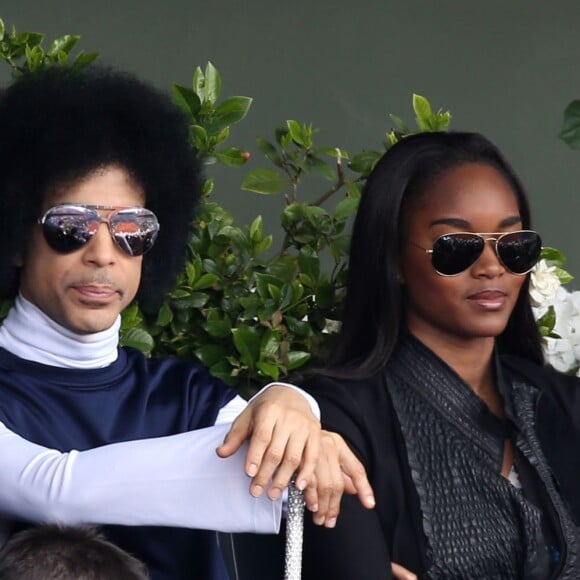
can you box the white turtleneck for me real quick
[0,294,120,369]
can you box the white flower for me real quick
[537,287,580,374]
[529,260,562,308]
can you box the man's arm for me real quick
[0,422,281,534]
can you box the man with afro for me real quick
[0,65,374,579]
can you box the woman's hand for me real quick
[391,563,417,580]
[304,430,375,527]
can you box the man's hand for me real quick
[216,386,320,500]
[217,387,375,527]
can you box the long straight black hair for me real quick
[326,131,544,379]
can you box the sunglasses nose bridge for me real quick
[471,236,506,273]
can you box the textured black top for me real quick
[302,335,580,579]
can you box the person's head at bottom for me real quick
[0,525,149,579]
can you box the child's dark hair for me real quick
[0,525,149,579]
[0,64,202,309]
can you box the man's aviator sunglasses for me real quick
[38,204,160,257]
[411,230,542,277]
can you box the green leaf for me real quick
[192,273,218,290]
[120,327,154,354]
[317,146,349,159]
[241,168,287,194]
[278,283,295,310]
[249,215,263,242]
[195,344,227,367]
[268,256,297,282]
[260,329,281,357]
[203,319,232,338]
[388,113,410,133]
[413,94,433,131]
[540,246,566,266]
[204,61,221,104]
[189,125,209,151]
[0,19,5,40]
[192,66,205,100]
[281,203,304,227]
[554,267,574,285]
[334,196,360,221]
[256,138,282,165]
[348,150,381,175]
[72,51,99,70]
[257,361,280,380]
[255,273,282,299]
[173,292,209,309]
[559,100,580,149]
[287,351,311,371]
[298,246,320,283]
[309,156,335,180]
[172,84,202,117]
[285,316,311,337]
[253,235,273,255]
[22,32,44,47]
[156,302,173,326]
[232,326,261,367]
[47,35,79,56]
[215,147,248,167]
[536,306,556,336]
[207,96,252,134]
[287,120,309,148]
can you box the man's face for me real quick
[19,166,145,334]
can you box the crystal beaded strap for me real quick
[284,479,305,580]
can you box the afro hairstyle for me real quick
[0,64,202,310]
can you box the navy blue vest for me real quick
[0,346,237,580]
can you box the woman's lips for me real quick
[467,289,507,310]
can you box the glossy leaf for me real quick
[334,196,360,221]
[120,328,154,354]
[204,61,221,104]
[559,100,580,149]
[241,168,287,194]
[232,327,261,367]
[287,351,311,370]
[215,147,248,167]
[172,84,202,117]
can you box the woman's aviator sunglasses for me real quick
[38,204,160,257]
[411,230,542,276]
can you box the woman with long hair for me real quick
[302,131,580,579]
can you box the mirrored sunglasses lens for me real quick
[431,234,484,275]
[497,231,542,274]
[42,207,96,253]
[110,210,160,256]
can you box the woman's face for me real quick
[400,162,528,348]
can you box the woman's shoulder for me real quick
[300,369,386,406]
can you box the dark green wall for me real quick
[2,1,579,285]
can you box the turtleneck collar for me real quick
[0,294,120,369]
